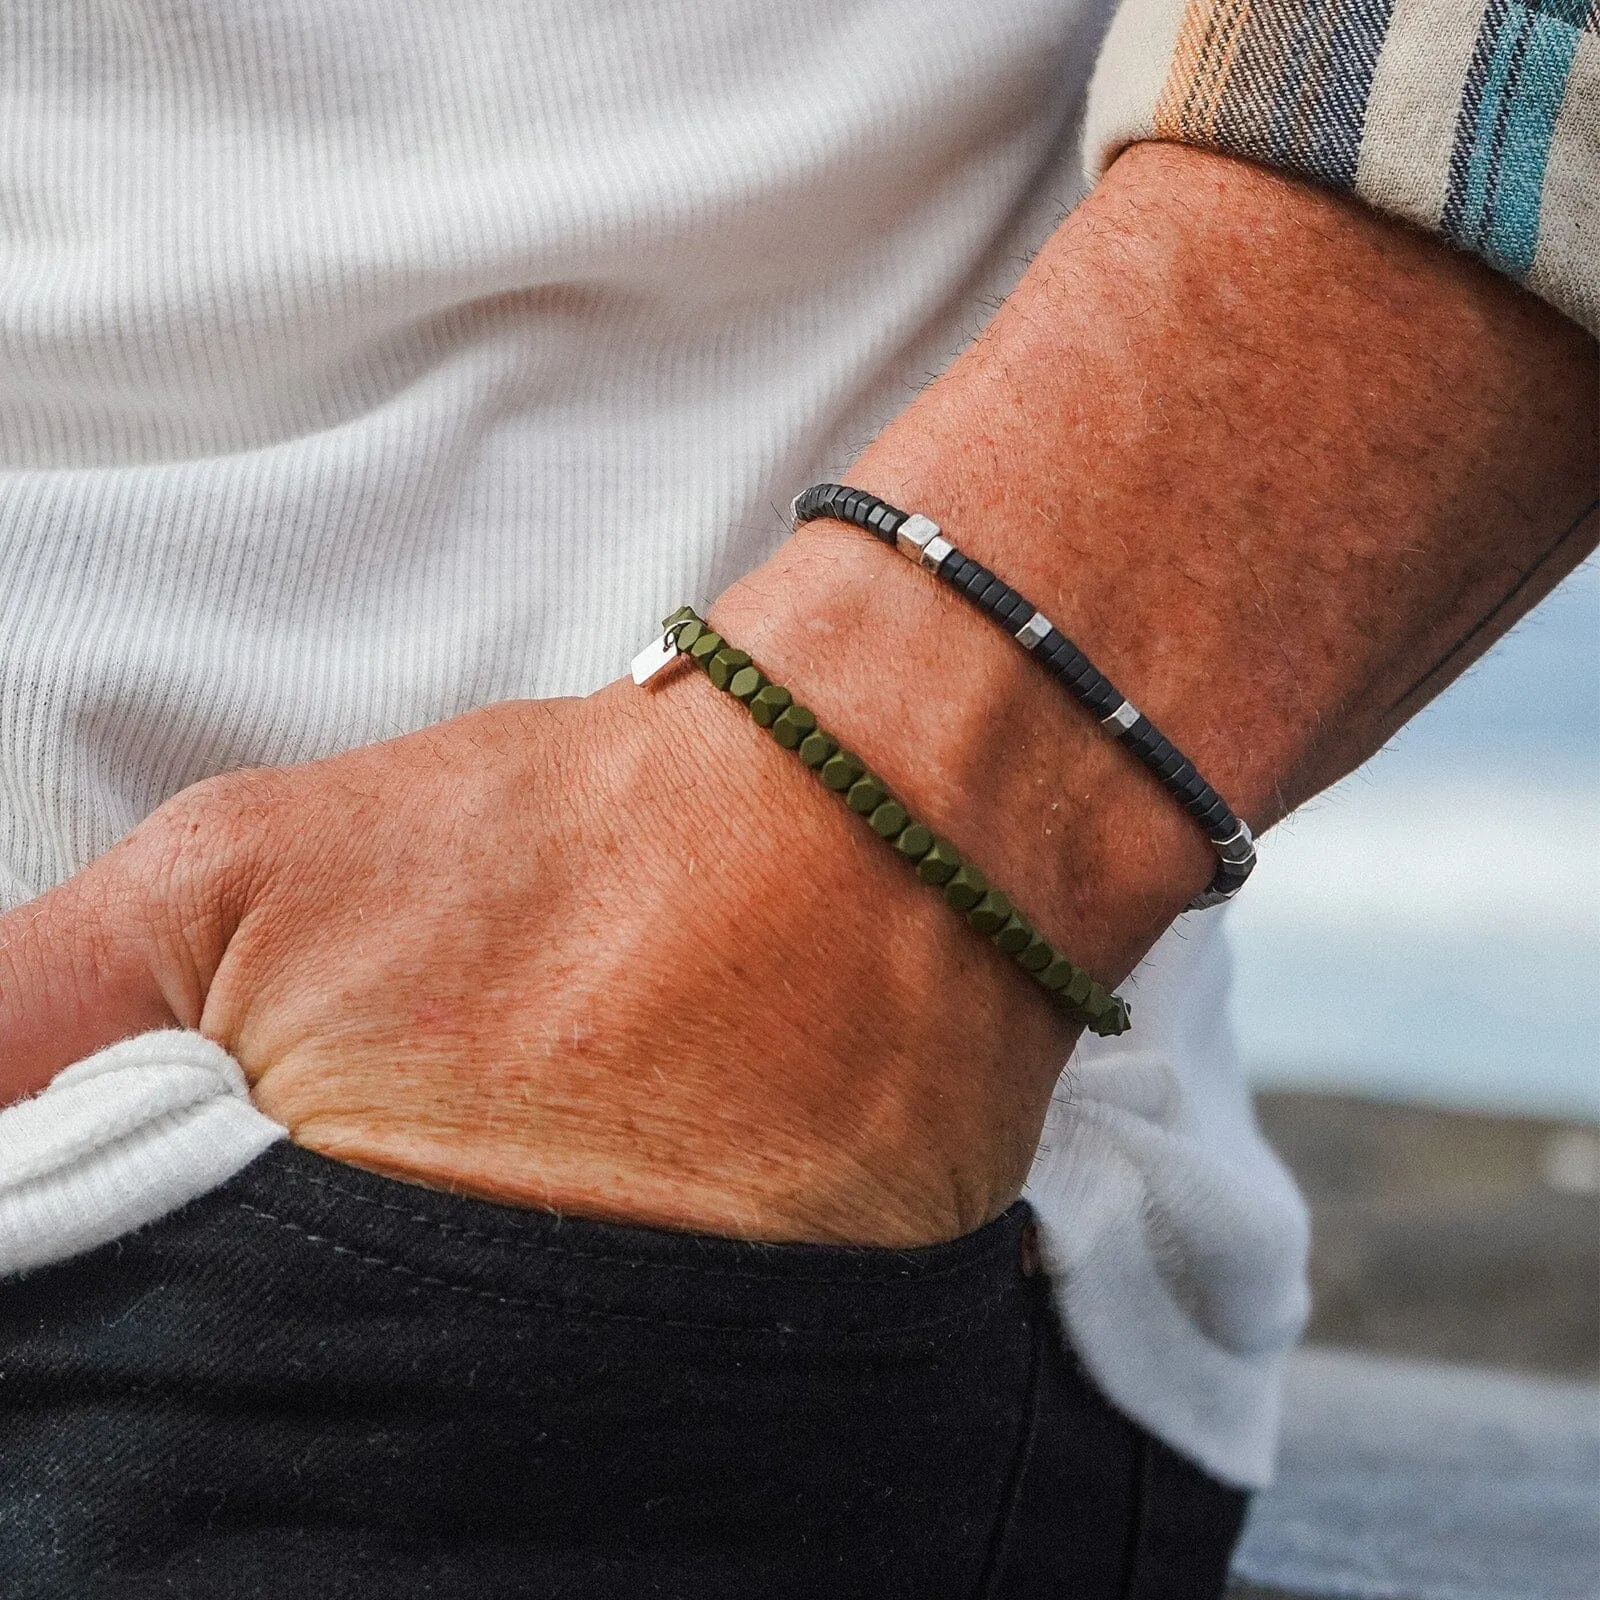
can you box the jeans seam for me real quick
[276,1166,1017,1288]
[233,1199,1015,1341]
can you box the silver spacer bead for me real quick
[1185,821,1257,910]
[1100,699,1141,733]
[919,534,955,571]
[895,513,942,559]
[1210,819,1256,863]
[1014,610,1052,651]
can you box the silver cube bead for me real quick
[1014,611,1052,651]
[1101,699,1141,733]
[895,513,942,559]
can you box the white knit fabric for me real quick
[0,1032,283,1278]
[1034,916,1310,1482]
[0,0,1308,1488]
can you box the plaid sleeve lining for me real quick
[1083,0,1600,334]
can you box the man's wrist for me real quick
[707,514,1212,992]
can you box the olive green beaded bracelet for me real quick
[632,607,1131,1038]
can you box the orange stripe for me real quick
[1155,0,1253,145]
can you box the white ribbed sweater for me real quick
[0,0,1309,1488]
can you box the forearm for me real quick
[715,141,1598,992]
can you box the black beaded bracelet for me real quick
[791,484,1255,910]
[632,607,1131,1037]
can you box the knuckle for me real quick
[130,768,289,911]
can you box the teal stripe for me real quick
[1535,0,1594,29]
[1486,15,1583,273]
[1458,8,1583,277]
[1456,15,1528,248]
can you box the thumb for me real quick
[0,781,252,1106]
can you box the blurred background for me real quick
[1225,554,1598,1599]
[1235,555,1597,1126]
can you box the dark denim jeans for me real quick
[0,1141,1244,1598]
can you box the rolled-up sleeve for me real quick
[1083,0,1600,334]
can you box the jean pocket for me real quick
[5,1139,1055,1600]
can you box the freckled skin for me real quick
[1,145,1594,1245]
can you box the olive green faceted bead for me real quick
[1017,934,1053,974]
[707,646,751,691]
[729,665,764,702]
[798,730,837,768]
[868,800,908,839]
[750,684,793,728]
[1064,968,1093,1007]
[661,605,698,629]
[966,889,1012,937]
[993,912,1032,956]
[672,619,704,654]
[915,838,960,886]
[1038,954,1075,992]
[845,773,888,814]
[820,750,864,792]
[1094,999,1131,1036]
[771,704,817,749]
[688,629,723,666]
[943,863,987,912]
[893,822,934,861]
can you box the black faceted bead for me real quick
[1082,683,1120,717]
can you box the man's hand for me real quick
[0,676,1100,1246]
[1,144,1593,1247]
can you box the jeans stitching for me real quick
[233,1199,1015,1340]
[269,1164,1017,1287]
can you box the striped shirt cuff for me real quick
[1083,0,1600,336]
